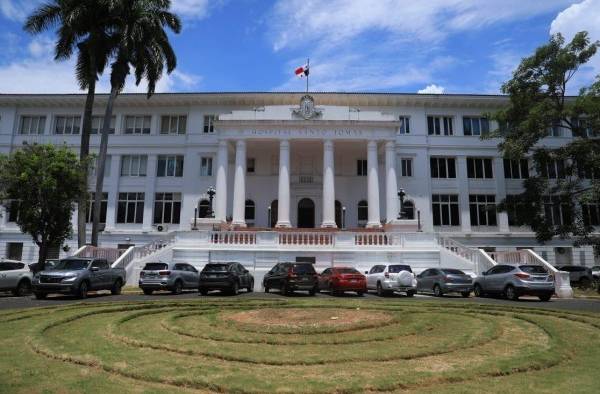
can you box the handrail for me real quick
[525,249,573,298]
[111,246,136,269]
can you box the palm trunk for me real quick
[77,78,96,247]
[91,86,118,246]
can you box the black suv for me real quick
[263,262,318,296]
[198,262,254,295]
[556,265,594,288]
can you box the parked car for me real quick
[318,267,366,296]
[473,264,554,301]
[139,262,199,295]
[416,268,472,297]
[263,262,318,296]
[32,257,126,299]
[0,260,33,296]
[592,266,600,281]
[365,264,417,296]
[199,262,254,295]
[44,259,60,270]
[556,265,594,288]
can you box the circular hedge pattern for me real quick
[2,298,600,393]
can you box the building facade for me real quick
[0,92,595,273]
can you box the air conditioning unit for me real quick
[153,224,168,232]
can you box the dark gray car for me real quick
[556,265,593,288]
[416,268,472,297]
[473,264,554,301]
[139,262,199,295]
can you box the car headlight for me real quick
[62,276,77,282]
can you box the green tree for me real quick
[491,31,600,250]
[25,0,117,248]
[91,0,181,245]
[0,144,87,268]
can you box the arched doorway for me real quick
[297,198,315,228]
[335,200,343,228]
[269,200,278,228]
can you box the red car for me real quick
[318,267,367,296]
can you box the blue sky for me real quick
[0,0,598,94]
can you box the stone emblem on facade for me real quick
[293,94,322,120]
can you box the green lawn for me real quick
[1,298,599,393]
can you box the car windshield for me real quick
[292,264,316,274]
[143,263,168,271]
[389,265,412,273]
[204,264,228,272]
[441,269,465,275]
[54,259,90,270]
[336,268,360,274]
[519,265,548,274]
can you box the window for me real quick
[401,158,412,177]
[505,195,527,226]
[430,157,456,178]
[153,192,181,224]
[120,155,147,176]
[247,158,256,174]
[19,115,46,134]
[427,116,453,135]
[503,159,529,179]
[357,200,368,222]
[54,115,81,134]
[86,192,108,223]
[469,195,497,226]
[6,200,20,222]
[245,200,255,221]
[124,115,151,134]
[203,115,216,133]
[198,199,210,218]
[157,155,184,177]
[541,159,566,179]
[432,194,460,226]
[116,192,145,224]
[577,159,597,180]
[463,116,489,136]
[549,121,563,137]
[200,157,213,176]
[90,116,116,134]
[543,196,572,226]
[6,243,23,261]
[467,158,494,179]
[581,202,600,226]
[399,116,410,134]
[89,155,111,177]
[573,117,597,137]
[160,115,187,134]
[357,159,367,176]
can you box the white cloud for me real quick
[0,0,42,21]
[417,84,445,94]
[27,36,53,58]
[171,0,211,20]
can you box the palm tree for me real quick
[91,0,181,245]
[25,0,117,248]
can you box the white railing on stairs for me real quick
[75,245,123,263]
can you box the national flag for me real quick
[295,64,309,78]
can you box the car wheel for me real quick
[142,289,154,295]
[199,288,208,296]
[280,281,288,296]
[34,292,47,300]
[406,290,415,297]
[231,281,239,296]
[579,277,591,289]
[77,281,89,299]
[433,284,443,297]
[376,282,385,297]
[13,280,32,297]
[172,280,183,295]
[309,286,317,296]
[111,279,123,295]
[247,280,254,293]
[357,291,364,297]
[329,283,338,296]
[538,294,552,302]
[473,284,484,297]
[264,285,270,293]
[461,291,471,298]
[505,285,518,301]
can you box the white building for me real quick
[0,92,594,287]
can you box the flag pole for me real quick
[306,58,309,93]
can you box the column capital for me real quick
[367,140,378,150]
[218,139,229,148]
[279,139,290,149]
[385,140,395,150]
[236,139,246,149]
[323,139,334,150]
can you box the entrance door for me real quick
[297,198,315,228]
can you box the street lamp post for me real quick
[206,186,216,218]
[397,188,406,220]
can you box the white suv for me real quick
[0,260,33,296]
[365,264,417,297]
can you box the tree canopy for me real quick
[491,31,600,250]
[0,144,87,267]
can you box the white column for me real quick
[321,140,336,228]
[366,140,381,228]
[103,155,121,231]
[385,141,398,222]
[276,140,291,227]
[494,157,510,232]
[142,155,157,231]
[457,156,471,232]
[231,140,247,227]
[214,140,229,222]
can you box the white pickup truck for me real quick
[365,264,417,297]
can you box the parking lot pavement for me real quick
[1,290,599,312]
